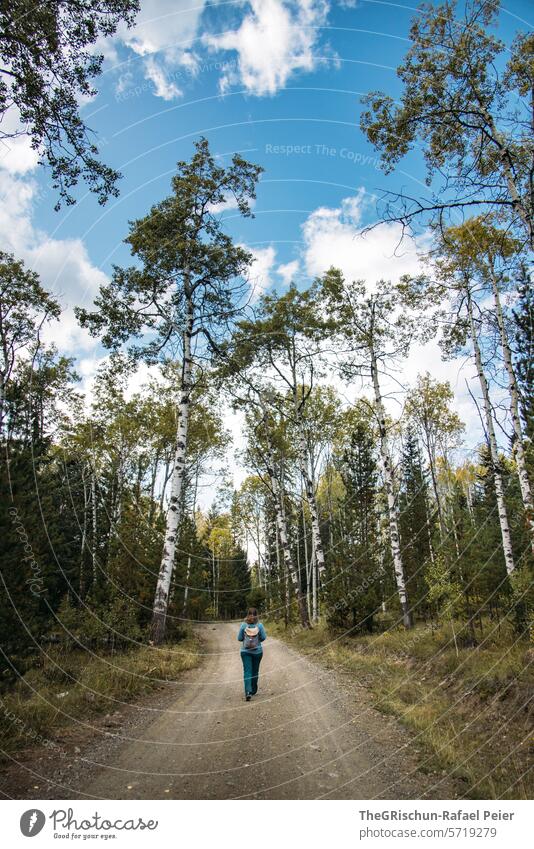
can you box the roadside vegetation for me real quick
[0,636,200,762]
[269,618,533,800]
[0,0,532,802]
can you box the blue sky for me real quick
[1,0,532,479]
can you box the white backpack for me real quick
[243,625,260,650]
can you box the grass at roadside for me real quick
[0,635,201,762]
[268,619,533,799]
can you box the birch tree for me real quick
[234,476,269,589]
[360,0,534,248]
[77,138,262,643]
[0,252,60,439]
[228,286,328,587]
[259,402,311,628]
[405,373,464,540]
[513,279,534,474]
[429,239,517,575]
[234,392,310,628]
[321,270,415,627]
[437,219,534,555]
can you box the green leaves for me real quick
[360,0,533,246]
[1,1,140,208]
[76,138,262,363]
[0,251,62,436]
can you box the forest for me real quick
[1,196,533,658]
[0,0,532,799]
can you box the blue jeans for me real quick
[241,651,262,695]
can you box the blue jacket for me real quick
[238,621,266,654]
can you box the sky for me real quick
[1,0,532,498]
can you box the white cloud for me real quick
[143,56,183,100]
[0,172,36,243]
[208,191,256,215]
[277,259,300,286]
[0,108,40,175]
[112,0,206,99]
[110,0,330,101]
[203,0,329,96]
[0,171,107,356]
[245,245,277,298]
[119,0,204,56]
[301,188,426,284]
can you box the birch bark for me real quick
[264,423,310,628]
[466,287,515,575]
[488,268,534,555]
[182,554,191,618]
[291,375,325,609]
[370,348,413,628]
[297,429,326,581]
[151,299,194,643]
[79,465,89,598]
[476,102,534,248]
[91,466,97,587]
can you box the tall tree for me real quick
[257,401,311,628]
[405,373,464,540]
[425,234,517,575]
[0,342,79,660]
[399,427,433,616]
[1,0,140,208]
[0,252,60,438]
[321,269,415,627]
[77,138,262,643]
[438,219,534,554]
[236,395,310,628]
[326,417,381,632]
[226,285,328,590]
[513,275,534,476]
[361,0,534,247]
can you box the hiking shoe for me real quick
[245,694,251,701]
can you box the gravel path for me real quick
[67,623,461,800]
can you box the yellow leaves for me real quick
[206,523,233,559]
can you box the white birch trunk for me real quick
[466,289,516,575]
[79,465,89,598]
[91,467,97,587]
[302,503,312,618]
[263,422,310,628]
[0,372,5,439]
[423,489,436,565]
[299,440,326,580]
[311,543,318,623]
[182,554,191,618]
[294,409,324,625]
[489,269,534,555]
[294,398,326,582]
[370,349,413,628]
[151,301,194,643]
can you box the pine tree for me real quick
[399,428,433,619]
[514,274,534,476]
[325,420,381,632]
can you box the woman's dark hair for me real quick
[245,607,258,624]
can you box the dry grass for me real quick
[0,636,200,760]
[269,618,534,799]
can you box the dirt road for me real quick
[59,622,457,800]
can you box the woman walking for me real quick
[237,607,266,701]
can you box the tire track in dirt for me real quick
[74,623,460,799]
